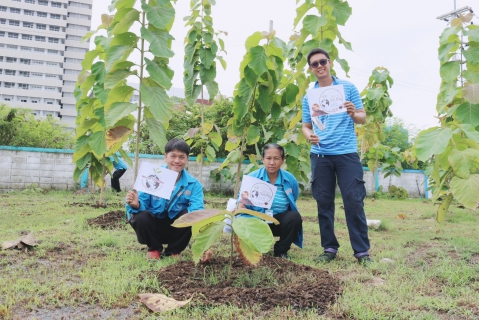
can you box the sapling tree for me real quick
[72,0,176,203]
[414,17,479,224]
[172,208,279,269]
[182,0,226,183]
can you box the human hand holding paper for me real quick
[126,189,139,209]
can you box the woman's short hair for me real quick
[261,143,285,159]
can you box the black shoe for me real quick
[315,252,337,263]
[357,255,373,266]
[274,252,291,260]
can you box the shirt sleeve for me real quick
[302,94,311,124]
[187,182,204,212]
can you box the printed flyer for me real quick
[133,162,178,199]
[238,175,277,210]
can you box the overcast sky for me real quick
[90,0,476,130]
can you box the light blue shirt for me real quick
[302,76,363,155]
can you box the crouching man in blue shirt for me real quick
[125,138,204,260]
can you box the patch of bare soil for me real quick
[67,202,125,209]
[154,256,341,314]
[87,210,126,229]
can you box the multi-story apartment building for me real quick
[0,0,92,127]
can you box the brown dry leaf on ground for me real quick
[2,232,38,250]
[396,214,407,219]
[138,293,193,312]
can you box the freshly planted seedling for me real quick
[172,208,279,268]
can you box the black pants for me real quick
[111,169,126,192]
[129,209,191,256]
[269,211,302,255]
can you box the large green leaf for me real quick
[463,47,479,65]
[89,131,107,158]
[293,2,314,28]
[105,102,137,128]
[232,217,274,254]
[248,46,268,76]
[234,208,279,225]
[448,148,479,179]
[246,125,261,145]
[79,75,95,98]
[191,222,224,264]
[415,128,452,161]
[439,61,460,83]
[463,82,479,104]
[257,85,272,112]
[145,58,173,90]
[199,64,217,84]
[140,27,174,58]
[302,15,327,35]
[205,81,219,100]
[459,124,479,142]
[245,32,263,50]
[455,102,479,126]
[284,143,301,158]
[208,131,222,147]
[466,27,479,42]
[283,83,300,105]
[450,174,479,210]
[140,80,172,123]
[111,8,139,35]
[81,50,101,70]
[436,193,453,224]
[105,45,135,71]
[439,26,460,44]
[172,209,226,227]
[235,235,262,266]
[142,1,175,30]
[91,62,107,83]
[93,84,110,105]
[198,48,215,69]
[233,79,254,120]
[109,0,135,12]
[328,0,352,26]
[104,70,132,89]
[145,113,168,153]
[105,85,134,109]
[438,42,458,62]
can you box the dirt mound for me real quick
[155,255,341,314]
[87,210,126,229]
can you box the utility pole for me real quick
[436,5,474,87]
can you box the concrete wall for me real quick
[0,147,428,198]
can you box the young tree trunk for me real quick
[134,11,146,180]
[233,137,246,196]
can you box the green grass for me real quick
[0,191,478,319]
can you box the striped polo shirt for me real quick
[302,76,363,155]
[265,171,290,215]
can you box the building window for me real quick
[23,22,33,28]
[45,86,57,91]
[48,38,59,44]
[32,60,43,65]
[31,100,38,104]
[22,34,32,40]
[1,19,6,25]
[25,0,36,4]
[51,2,61,7]
[5,70,16,75]
[37,12,47,18]
[10,8,21,14]
[6,45,18,50]
[47,49,59,55]
[36,24,46,30]
[8,33,19,39]
[19,71,30,77]
[20,58,31,64]
[46,74,57,79]
[47,62,59,67]
[6,58,17,63]
[0,32,4,37]
[4,98,11,101]
[4,83,14,88]
[38,0,47,5]
[66,35,82,41]
[9,20,20,26]
[20,47,31,51]
[31,73,43,78]
[35,36,46,42]
[0,7,6,12]
[51,14,60,19]
[63,81,76,86]
[20,99,28,103]
[31,85,42,90]
[68,12,90,20]
[49,26,60,32]
[19,83,29,90]
[24,10,34,16]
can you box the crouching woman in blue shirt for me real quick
[125,138,204,259]
[239,144,303,259]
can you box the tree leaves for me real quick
[140,80,172,124]
[302,15,328,35]
[142,1,175,30]
[450,174,479,210]
[232,217,274,255]
[191,222,224,263]
[455,102,479,126]
[448,148,479,179]
[439,61,460,83]
[415,128,452,161]
[463,82,479,104]
[248,46,268,76]
[141,27,174,58]
[145,58,173,90]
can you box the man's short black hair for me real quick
[307,48,330,65]
[165,138,190,156]
[261,143,285,159]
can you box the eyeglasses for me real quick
[310,59,329,68]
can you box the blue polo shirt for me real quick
[302,76,363,155]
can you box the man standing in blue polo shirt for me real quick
[302,48,372,266]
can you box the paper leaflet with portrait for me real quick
[133,161,178,199]
[307,84,346,130]
[239,176,277,210]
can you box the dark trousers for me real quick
[129,209,191,256]
[111,169,126,192]
[310,152,370,256]
[269,211,302,255]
